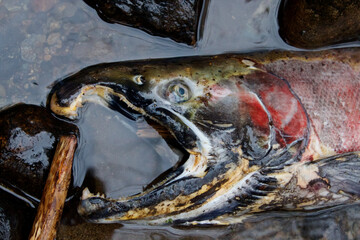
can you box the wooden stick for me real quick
[29,135,77,240]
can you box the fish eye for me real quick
[165,82,191,103]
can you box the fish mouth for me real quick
[48,74,217,224]
[78,92,213,223]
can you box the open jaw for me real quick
[47,66,282,225]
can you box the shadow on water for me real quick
[1,0,360,239]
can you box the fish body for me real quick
[49,48,360,225]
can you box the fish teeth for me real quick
[81,188,106,200]
[99,193,106,198]
[95,192,106,198]
[81,187,92,200]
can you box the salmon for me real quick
[48,48,360,225]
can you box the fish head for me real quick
[49,56,309,224]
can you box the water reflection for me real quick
[74,103,180,197]
[198,0,286,53]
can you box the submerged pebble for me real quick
[30,0,58,13]
[53,2,76,18]
[20,34,46,63]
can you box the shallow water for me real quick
[0,0,360,239]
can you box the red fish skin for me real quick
[254,73,308,146]
[264,55,360,160]
[209,70,309,162]
[236,71,308,147]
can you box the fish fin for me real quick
[311,152,360,197]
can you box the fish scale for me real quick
[266,59,360,154]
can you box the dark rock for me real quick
[0,190,36,240]
[0,104,78,201]
[278,0,360,48]
[83,0,205,45]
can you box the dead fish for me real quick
[48,48,360,225]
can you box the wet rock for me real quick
[0,104,78,201]
[0,208,10,240]
[0,190,36,240]
[278,0,360,48]
[83,0,205,45]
